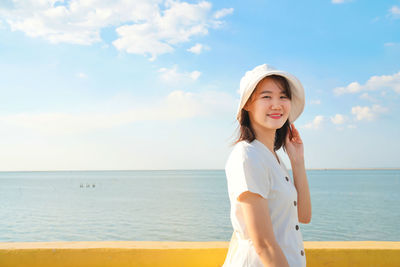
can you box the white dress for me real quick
[222,139,306,267]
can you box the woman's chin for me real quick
[253,118,286,131]
[264,118,288,129]
[262,123,285,131]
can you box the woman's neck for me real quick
[253,126,276,153]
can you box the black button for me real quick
[285,176,289,181]
[295,225,299,230]
[301,250,304,256]
[294,200,297,206]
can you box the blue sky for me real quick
[0,0,399,171]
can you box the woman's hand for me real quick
[285,123,304,164]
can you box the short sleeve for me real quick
[226,153,271,201]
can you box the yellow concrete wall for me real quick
[0,241,399,267]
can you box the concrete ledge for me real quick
[0,241,399,267]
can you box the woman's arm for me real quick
[238,191,290,267]
[285,123,312,224]
[291,158,312,223]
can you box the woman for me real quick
[222,64,312,267]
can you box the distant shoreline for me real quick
[304,168,400,170]
[0,168,399,173]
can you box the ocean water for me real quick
[0,169,399,242]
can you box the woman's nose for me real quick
[270,98,281,108]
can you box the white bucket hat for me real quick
[237,63,305,123]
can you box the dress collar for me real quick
[252,139,282,166]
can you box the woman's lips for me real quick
[267,114,282,119]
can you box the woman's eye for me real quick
[262,95,288,99]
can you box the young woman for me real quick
[222,64,312,267]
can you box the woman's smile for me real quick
[267,113,283,119]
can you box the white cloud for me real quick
[76,72,87,78]
[333,70,400,95]
[190,71,202,80]
[187,43,210,54]
[351,106,373,121]
[112,1,231,60]
[351,104,388,121]
[0,89,235,135]
[309,99,321,105]
[0,0,232,60]
[112,22,174,61]
[330,114,347,124]
[303,115,324,129]
[389,5,400,18]
[213,7,234,19]
[158,65,201,84]
[371,17,380,23]
[1,0,121,45]
[333,81,362,95]
[370,104,389,113]
[359,92,376,102]
[384,42,396,47]
[331,0,351,4]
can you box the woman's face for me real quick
[244,77,291,132]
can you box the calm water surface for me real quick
[0,169,399,242]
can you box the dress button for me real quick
[294,200,297,206]
[285,176,289,182]
[295,225,299,230]
[301,250,304,256]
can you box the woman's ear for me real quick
[243,100,251,112]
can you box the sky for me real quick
[0,0,399,171]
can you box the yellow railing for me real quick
[0,241,399,267]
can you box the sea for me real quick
[0,169,399,242]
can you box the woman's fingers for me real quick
[290,124,302,143]
[291,124,299,134]
[290,124,298,139]
[286,124,303,145]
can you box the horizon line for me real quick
[0,168,399,173]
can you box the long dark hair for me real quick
[232,75,292,152]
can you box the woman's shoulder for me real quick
[231,139,258,156]
[226,140,261,167]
